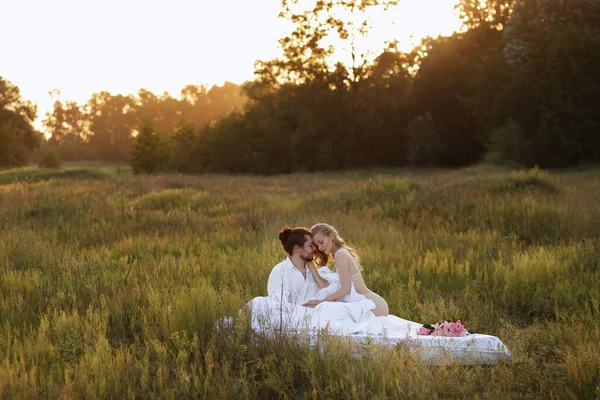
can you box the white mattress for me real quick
[304,331,511,365]
[218,315,512,365]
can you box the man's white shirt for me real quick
[267,257,320,305]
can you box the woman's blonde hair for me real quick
[310,223,362,269]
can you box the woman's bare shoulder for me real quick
[333,247,353,261]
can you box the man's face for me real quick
[297,235,316,262]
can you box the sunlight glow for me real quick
[1,0,461,130]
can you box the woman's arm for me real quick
[306,262,329,288]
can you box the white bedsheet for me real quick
[240,296,511,365]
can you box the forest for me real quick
[1,0,599,173]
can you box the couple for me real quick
[244,225,513,364]
[247,223,404,336]
[271,223,388,316]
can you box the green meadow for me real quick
[0,165,599,399]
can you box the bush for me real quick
[484,118,531,166]
[38,150,62,169]
[490,167,558,194]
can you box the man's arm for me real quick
[267,265,289,302]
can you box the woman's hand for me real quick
[302,299,323,308]
[306,261,317,271]
[307,262,330,288]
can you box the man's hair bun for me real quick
[278,226,312,256]
[278,227,292,244]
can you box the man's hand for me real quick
[302,299,323,308]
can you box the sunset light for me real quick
[2,0,461,129]
[2,1,599,396]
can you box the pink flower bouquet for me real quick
[417,320,468,337]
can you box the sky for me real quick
[1,0,462,129]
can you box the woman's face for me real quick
[313,232,334,254]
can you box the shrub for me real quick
[38,150,62,169]
[490,167,558,194]
[484,118,531,166]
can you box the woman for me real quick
[306,223,389,317]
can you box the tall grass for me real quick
[0,166,599,398]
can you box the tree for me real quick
[169,121,201,173]
[406,112,445,166]
[359,45,412,166]
[470,0,600,166]
[255,0,398,88]
[180,84,210,126]
[135,89,181,136]
[408,26,502,166]
[43,100,88,145]
[129,119,169,174]
[234,0,407,172]
[0,77,41,168]
[86,92,137,161]
[456,0,515,31]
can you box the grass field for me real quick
[1,164,599,398]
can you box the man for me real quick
[268,226,329,305]
[245,226,329,332]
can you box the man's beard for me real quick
[300,252,313,262]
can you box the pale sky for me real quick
[1,0,461,129]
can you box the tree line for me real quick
[2,0,599,172]
[42,82,247,163]
[0,80,247,168]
